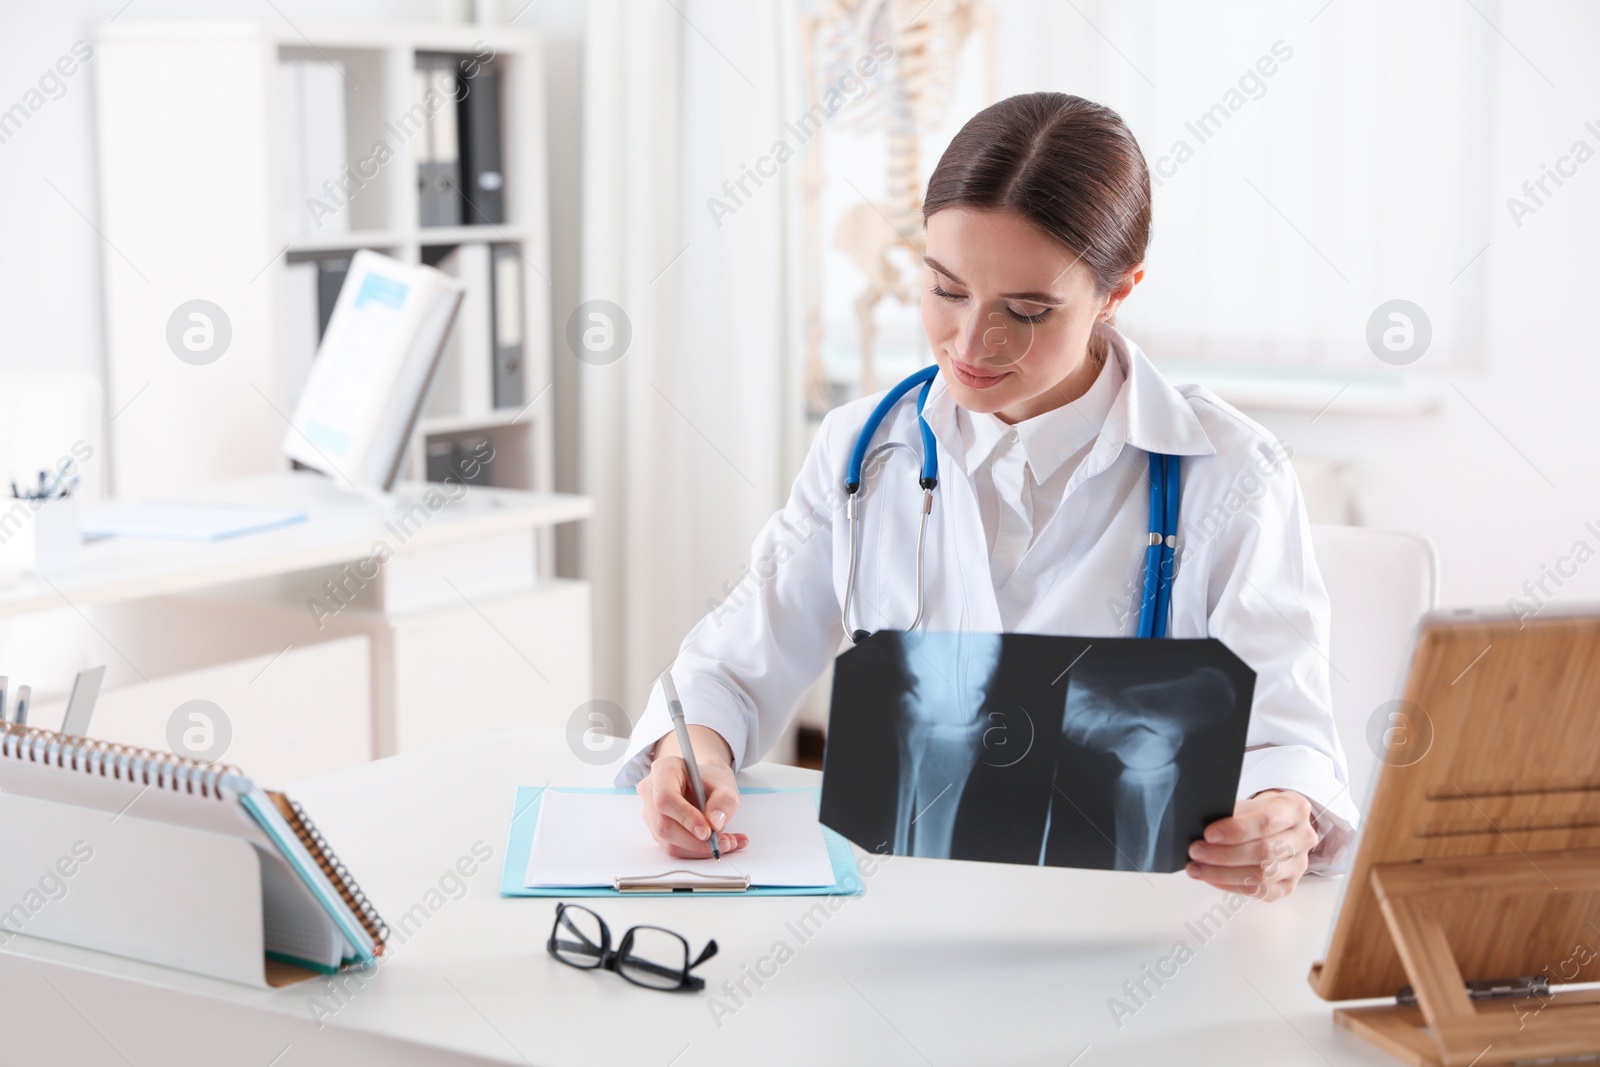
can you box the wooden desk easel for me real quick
[1311,609,1600,1067]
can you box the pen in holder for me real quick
[0,471,83,575]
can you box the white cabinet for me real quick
[25,636,373,786]
[387,579,589,754]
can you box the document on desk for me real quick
[81,501,307,541]
[524,790,837,888]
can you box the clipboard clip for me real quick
[614,869,751,893]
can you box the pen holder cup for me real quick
[0,497,82,574]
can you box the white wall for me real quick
[0,3,364,378]
[1246,2,1600,613]
[4,0,1596,635]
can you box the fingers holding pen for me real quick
[638,754,749,857]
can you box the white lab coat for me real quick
[617,327,1359,872]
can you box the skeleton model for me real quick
[797,0,996,415]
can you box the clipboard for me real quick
[499,787,864,898]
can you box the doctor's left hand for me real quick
[1185,789,1320,902]
[638,725,750,860]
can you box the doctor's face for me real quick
[921,207,1141,423]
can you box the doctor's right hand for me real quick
[638,724,749,859]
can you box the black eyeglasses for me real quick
[547,903,719,992]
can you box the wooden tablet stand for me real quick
[1310,610,1600,1067]
[1331,851,1600,1065]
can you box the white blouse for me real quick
[966,346,1123,621]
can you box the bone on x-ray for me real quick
[893,631,1002,858]
[1056,666,1236,872]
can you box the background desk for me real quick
[0,729,1396,1066]
[0,473,591,782]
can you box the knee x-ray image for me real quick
[819,633,1256,873]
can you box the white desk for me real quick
[0,729,1397,1067]
[1,473,593,777]
[0,472,589,617]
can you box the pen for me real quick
[40,466,66,500]
[660,670,720,860]
[0,675,7,724]
[13,685,30,727]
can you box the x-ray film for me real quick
[819,632,1256,873]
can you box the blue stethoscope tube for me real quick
[1135,452,1182,640]
[842,365,1180,642]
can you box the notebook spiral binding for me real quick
[272,794,390,951]
[0,721,388,956]
[0,721,244,800]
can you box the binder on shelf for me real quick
[315,255,351,339]
[415,57,462,228]
[300,59,348,234]
[425,439,455,482]
[0,723,385,988]
[275,61,306,238]
[431,242,494,418]
[275,59,348,238]
[490,244,524,409]
[421,435,494,487]
[457,435,493,486]
[279,259,319,409]
[284,249,464,490]
[457,62,504,225]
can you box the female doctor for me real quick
[616,92,1357,902]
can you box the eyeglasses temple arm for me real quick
[690,939,719,969]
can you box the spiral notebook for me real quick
[0,722,386,988]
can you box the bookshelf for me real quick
[95,19,555,541]
[88,19,589,765]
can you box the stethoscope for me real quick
[840,365,1182,644]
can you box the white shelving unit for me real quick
[95,19,556,541]
[83,21,589,773]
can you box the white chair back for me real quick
[1310,525,1439,816]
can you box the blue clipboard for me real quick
[499,786,864,897]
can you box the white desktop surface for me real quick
[0,729,1395,1067]
[0,472,591,617]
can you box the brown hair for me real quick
[923,92,1151,296]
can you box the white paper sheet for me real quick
[524,790,837,888]
[81,501,307,541]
